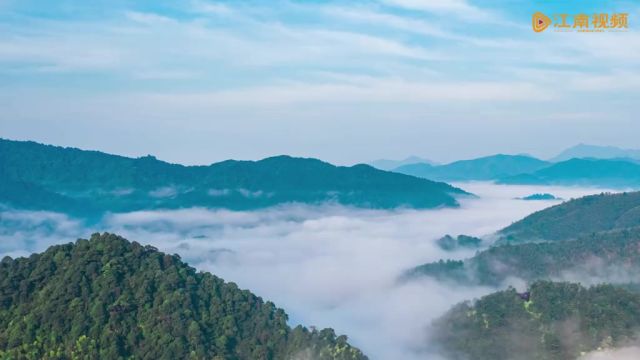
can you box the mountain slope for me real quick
[551,144,640,162]
[0,233,367,360]
[498,158,640,187]
[498,191,640,243]
[368,156,436,171]
[393,154,550,182]
[433,281,640,360]
[406,227,640,286]
[0,139,467,213]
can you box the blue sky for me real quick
[0,0,639,165]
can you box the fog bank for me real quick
[0,183,617,359]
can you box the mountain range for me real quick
[498,158,640,187]
[389,147,640,188]
[405,190,640,358]
[499,191,640,243]
[392,154,550,182]
[367,156,436,171]
[406,191,640,283]
[0,139,467,215]
[551,143,640,162]
[407,227,640,286]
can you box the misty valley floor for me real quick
[0,183,620,359]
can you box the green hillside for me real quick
[407,228,640,286]
[433,281,640,360]
[499,191,640,243]
[393,154,550,181]
[0,138,467,214]
[0,233,367,360]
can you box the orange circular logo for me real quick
[532,12,552,32]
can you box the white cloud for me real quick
[380,0,499,23]
[580,346,640,360]
[382,0,478,14]
[324,6,455,39]
[190,0,233,16]
[138,78,552,108]
[125,11,176,26]
[148,186,178,198]
[0,1,638,165]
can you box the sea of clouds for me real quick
[0,183,626,359]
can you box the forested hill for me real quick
[498,191,640,243]
[0,233,367,360]
[0,138,467,214]
[406,227,640,286]
[433,281,640,360]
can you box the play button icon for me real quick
[532,12,551,32]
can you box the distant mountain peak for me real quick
[551,144,640,162]
[368,156,436,171]
[392,154,550,182]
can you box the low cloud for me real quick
[580,346,640,360]
[208,188,232,197]
[0,183,616,358]
[148,186,178,198]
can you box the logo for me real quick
[533,12,551,33]
[532,12,629,33]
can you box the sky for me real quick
[0,0,638,165]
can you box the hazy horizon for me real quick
[3,136,640,167]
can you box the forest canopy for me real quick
[0,233,367,360]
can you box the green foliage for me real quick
[499,191,640,243]
[408,227,640,286]
[433,281,640,360]
[0,139,466,215]
[0,233,367,360]
[519,193,559,201]
[436,234,482,251]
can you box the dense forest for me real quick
[407,227,640,286]
[0,139,467,215]
[0,233,367,360]
[498,191,640,243]
[433,281,640,360]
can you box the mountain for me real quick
[406,191,640,285]
[368,156,436,171]
[498,158,640,188]
[518,193,560,201]
[551,143,640,162]
[393,154,550,182]
[498,191,640,243]
[0,233,367,359]
[433,281,640,360]
[0,176,95,216]
[406,227,640,286]
[436,234,483,251]
[0,139,468,214]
